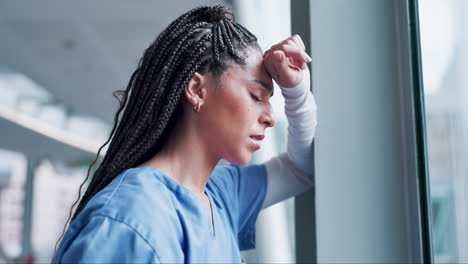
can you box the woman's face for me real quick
[200,48,275,165]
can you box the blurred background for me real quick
[419,0,468,262]
[0,0,466,263]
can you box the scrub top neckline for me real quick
[129,166,217,237]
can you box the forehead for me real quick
[224,48,273,87]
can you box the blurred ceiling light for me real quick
[0,70,109,156]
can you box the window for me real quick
[418,0,468,262]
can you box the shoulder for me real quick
[207,163,267,212]
[55,214,160,263]
[86,167,177,217]
[72,167,182,246]
[209,163,267,191]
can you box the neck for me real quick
[137,118,219,199]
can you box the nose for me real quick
[260,104,276,128]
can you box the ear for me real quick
[184,72,206,106]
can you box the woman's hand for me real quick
[263,35,312,88]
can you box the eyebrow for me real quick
[250,79,274,97]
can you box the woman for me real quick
[52,4,316,263]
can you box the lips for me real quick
[250,135,265,140]
[249,134,264,150]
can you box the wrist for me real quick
[280,68,311,99]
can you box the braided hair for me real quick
[56,3,260,249]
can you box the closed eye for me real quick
[250,94,262,102]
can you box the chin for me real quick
[225,152,252,166]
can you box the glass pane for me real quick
[418,0,468,262]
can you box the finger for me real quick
[264,39,310,62]
[278,44,312,63]
[263,38,300,58]
[291,57,307,70]
[273,50,290,79]
[291,34,306,51]
[287,57,303,72]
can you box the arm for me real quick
[262,65,317,209]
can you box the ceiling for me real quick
[0,0,227,123]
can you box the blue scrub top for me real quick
[52,163,267,263]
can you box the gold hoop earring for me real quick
[194,103,201,113]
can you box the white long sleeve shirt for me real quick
[262,66,317,209]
